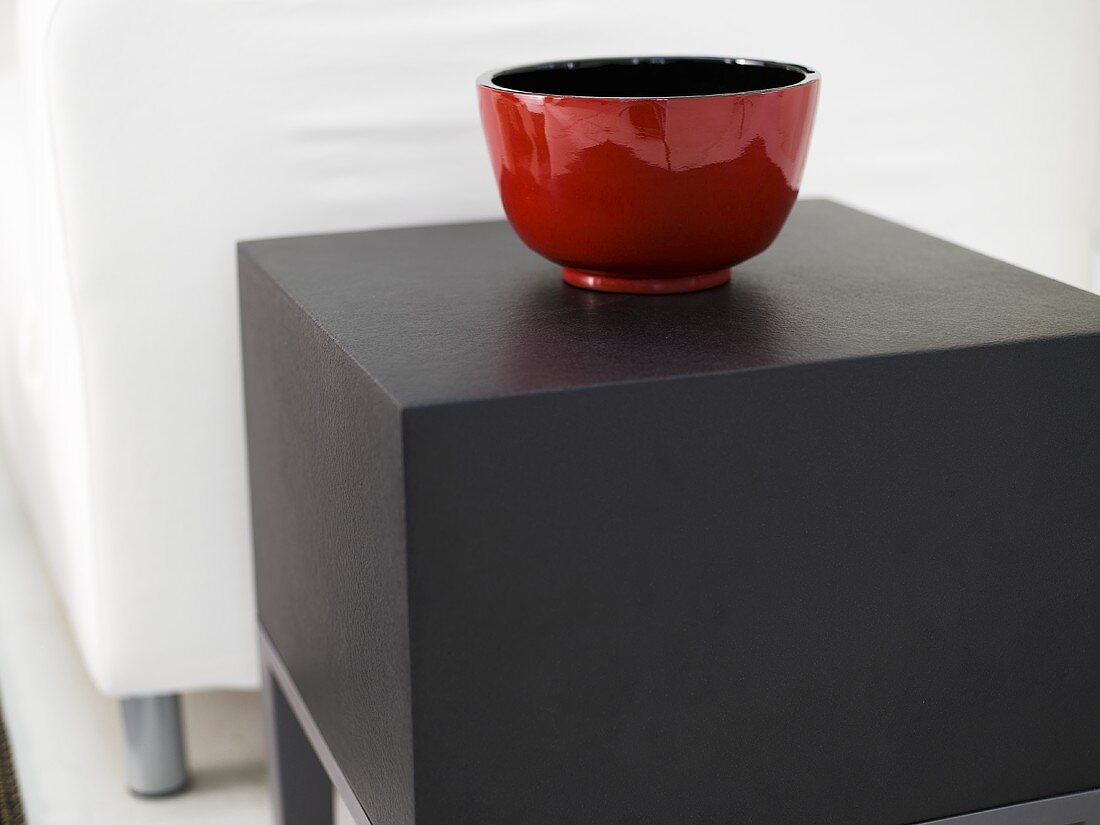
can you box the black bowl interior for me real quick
[490,58,809,98]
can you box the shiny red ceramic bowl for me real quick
[478,56,819,294]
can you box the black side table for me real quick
[239,201,1100,825]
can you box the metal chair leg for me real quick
[119,694,188,796]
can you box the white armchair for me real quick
[0,0,1097,797]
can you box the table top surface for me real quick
[240,199,1100,408]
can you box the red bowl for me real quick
[478,57,820,294]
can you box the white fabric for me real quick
[0,0,1098,697]
[1,0,106,693]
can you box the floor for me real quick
[0,453,355,825]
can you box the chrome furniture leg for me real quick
[119,694,188,796]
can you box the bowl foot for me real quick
[562,267,731,295]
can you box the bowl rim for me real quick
[477,56,820,101]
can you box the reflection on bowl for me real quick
[478,57,819,295]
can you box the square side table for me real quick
[240,201,1100,825]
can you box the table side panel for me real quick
[401,336,1100,825]
[240,252,414,825]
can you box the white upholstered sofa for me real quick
[0,0,1097,796]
